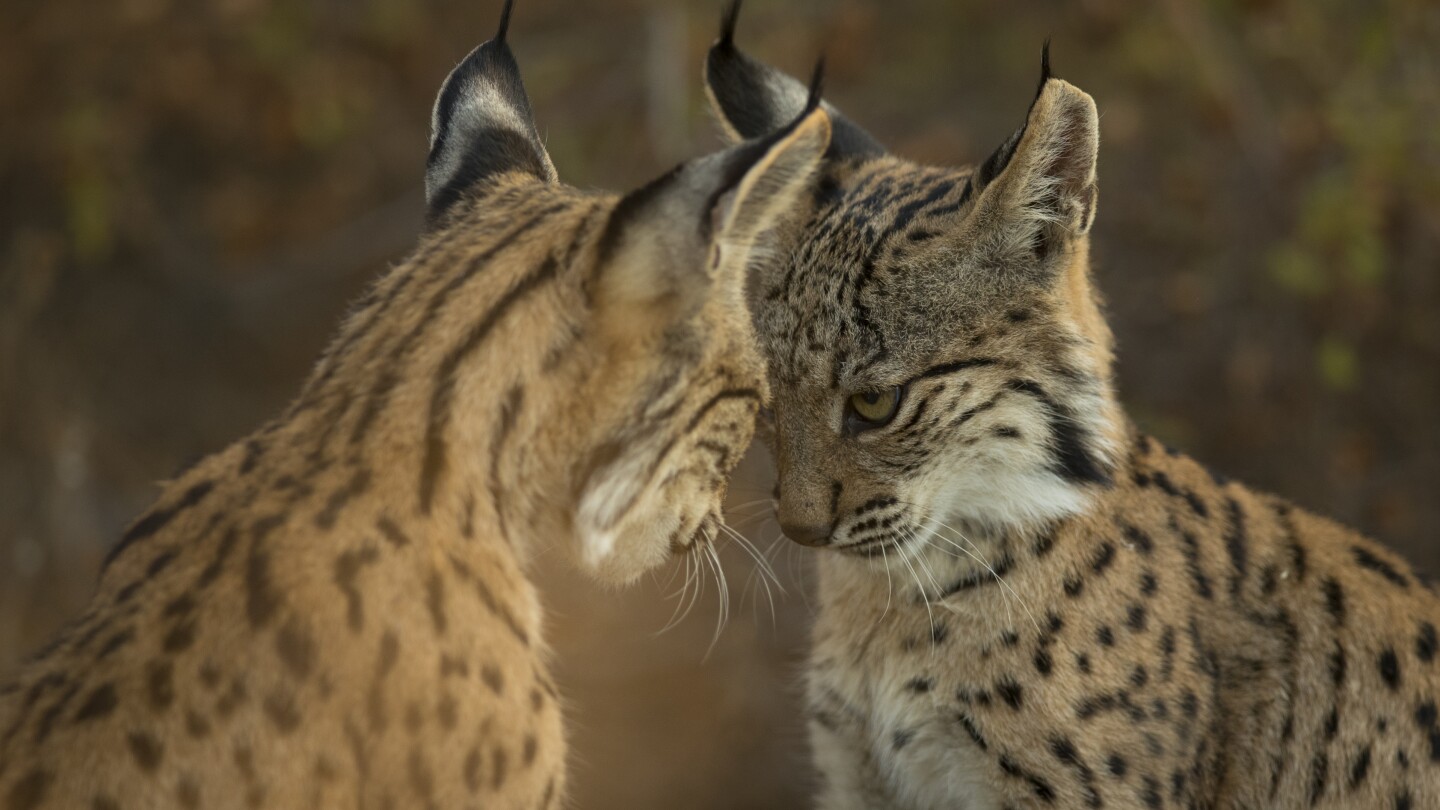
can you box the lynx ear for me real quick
[425,0,558,223]
[590,74,832,328]
[704,0,882,159]
[969,44,1099,265]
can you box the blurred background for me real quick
[1,0,1437,806]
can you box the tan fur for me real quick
[0,57,833,809]
[705,33,1440,809]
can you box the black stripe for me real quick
[351,204,568,453]
[488,385,526,543]
[596,387,762,532]
[1005,379,1112,486]
[104,480,216,569]
[1224,497,1249,596]
[419,256,561,513]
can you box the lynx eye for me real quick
[846,386,903,431]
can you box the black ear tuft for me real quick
[975,40,1057,196]
[704,5,883,160]
[1037,38,1053,100]
[425,0,557,224]
[804,55,825,114]
[718,0,741,51]
[495,0,514,42]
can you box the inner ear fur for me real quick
[591,106,832,324]
[976,79,1100,263]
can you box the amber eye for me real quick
[846,386,903,431]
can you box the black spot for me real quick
[96,628,135,660]
[464,747,482,793]
[996,677,1024,710]
[1349,744,1372,789]
[73,682,119,722]
[426,568,448,635]
[1309,751,1328,804]
[146,660,174,711]
[892,729,915,750]
[1127,604,1148,632]
[1415,701,1437,728]
[1379,649,1402,690]
[1141,775,1162,808]
[1417,622,1437,663]
[480,664,506,695]
[1396,790,1413,810]
[1090,543,1116,575]
[263,690,302,734]
[491,748,508,790]
[1223,497,1247,593]
[1139,571,1158,596]
[1322,577,1346,625]
[245,526,283,630]
[1097,626,1115,647]
[377,516,410,548]
[1107,753,1128,778]
[5,768,51,810]
[127,730,164,773]
[1353,546,1409,587]
[162,622,196,654]
[275,618,317,681]
[1184,489,1208,518]
[1064,576,1085,598]
[1330,644,1348,686]
[957,712,988,750]
[437,693,458,732]
[904,677,934,694]
[1122,523,1154,554]
[1034,649,1053,676]
[146,549,179,578]
[333,546,380,633]
[105,479,216,569]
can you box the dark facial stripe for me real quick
[418,255,561,514]
[1005,379,1112,486]
[918,357,998,380]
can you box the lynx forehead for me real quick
[706,3,1440,808]
[0,3,832,807]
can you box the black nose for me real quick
[779,519,831,547]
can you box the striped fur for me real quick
[708,11,1440,810]
[0,7,832,808]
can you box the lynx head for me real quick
[425,2,833,584]
[704,3,1122,557]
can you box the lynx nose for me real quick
[779,519,831,547]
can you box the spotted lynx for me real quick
[0,5,833,808]
[705,6,1440,809]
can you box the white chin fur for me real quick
[920,467,1091,534]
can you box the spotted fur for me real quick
[0,6,833,808]
[707,7,1440,808]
